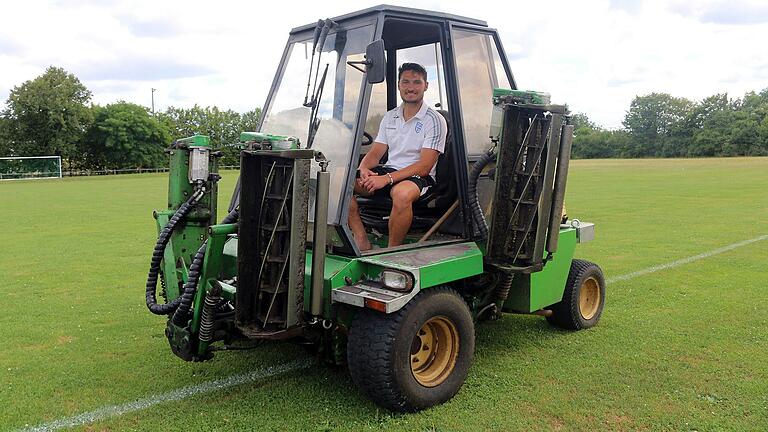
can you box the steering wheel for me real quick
[361,131,374,146]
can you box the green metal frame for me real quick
[359,242,484,289]
[503,227,577,313]
[194,223,238,355]
[156,135,219,304]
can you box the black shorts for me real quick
[358,166,436,197]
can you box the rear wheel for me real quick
[347,287,474,412]
[547,259,606,330]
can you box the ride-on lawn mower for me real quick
[145,5,605,412]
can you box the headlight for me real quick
[187,146,209,183]
[381,269,414,292]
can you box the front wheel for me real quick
[347,287,474,412]
[547,259,606,330]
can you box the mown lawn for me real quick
[1,157,766,431]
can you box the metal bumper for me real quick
[332,282,420,314]
[562,221,595,243]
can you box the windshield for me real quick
[261,23,375,225]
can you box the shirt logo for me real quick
[415,121,423,133]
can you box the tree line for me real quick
[571,90,768,158]
[2,67,767,169]
[0,67,260,170]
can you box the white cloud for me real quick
[1,0,766,129]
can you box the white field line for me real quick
[607,234,768,284]
[18,359,311,432]
[16,235,767,431]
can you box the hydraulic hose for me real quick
[468,148,497,240]
[469,148,515,320]
[171,208,239,326]
[145,189,204,315]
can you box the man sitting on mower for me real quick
[348,63,448,251]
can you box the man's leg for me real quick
[388,181,421,247]
[348,181,372,251]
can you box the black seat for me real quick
[358,109,456,231]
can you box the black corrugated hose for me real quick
[145,190,204,315]
[468,148,496,240]
[171,208,239,326]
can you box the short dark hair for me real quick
[398,63,428,81]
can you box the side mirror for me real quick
[347,39,386,84]
[365,40,386,84]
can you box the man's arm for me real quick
[358,142,388,179]
[359,115,390,181]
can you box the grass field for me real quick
[1,157,766,431]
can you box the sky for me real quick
[1,0,767,129]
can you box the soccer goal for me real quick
[0,156,62,180]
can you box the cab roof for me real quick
[290,4,487,35]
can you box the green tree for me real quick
[570,112,599,131]
[572,128,627,159]
[622,93,693,157]
[241,109,261,131]
[724,111,760,156]
[665,93,729,157]
[759,115,768,155]
[687,94,732,130]
[159,105,261,166]
[688,108,735,157]
[740,88,768,119]
[0,117,11,156]
[1,66,93,162]
[569,112,627,159]
[80,102,170,170]
[738,88,768,155]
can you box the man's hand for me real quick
[359,167,375,180]
[362,174,390,193]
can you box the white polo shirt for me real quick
[374,102,448,178]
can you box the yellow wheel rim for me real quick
[579,276,601,320]
[410,316,459,387]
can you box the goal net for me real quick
[0,156,62,180]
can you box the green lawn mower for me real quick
[145,5,605,412]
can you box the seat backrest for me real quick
[429,109,457,209]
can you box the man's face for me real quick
[398,70,428,105]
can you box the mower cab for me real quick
[145,5,604,412]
